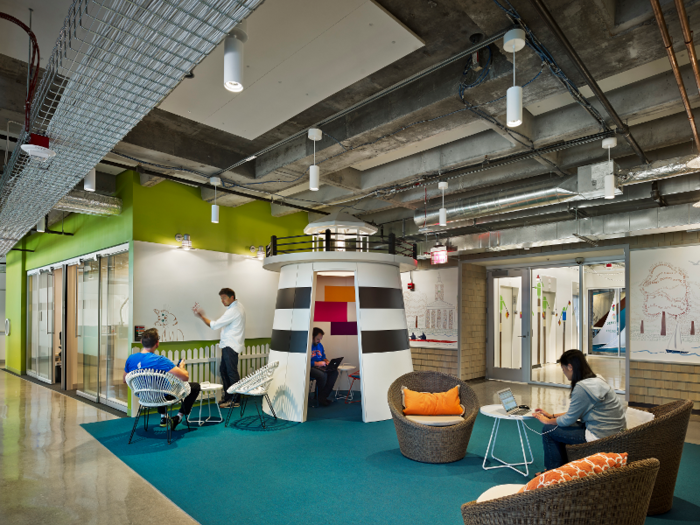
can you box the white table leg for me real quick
[482,417,535,477]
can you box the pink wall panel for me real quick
[314,301,347,322]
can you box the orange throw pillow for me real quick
[402,385,462,416]
[518,452,628,493]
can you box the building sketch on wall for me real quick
[631,246,700,363]
[401,269,458,349]
[154,308,185,342]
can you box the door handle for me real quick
[517,335,527,338]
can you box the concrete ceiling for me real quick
[3,0,700,254]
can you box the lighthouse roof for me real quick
[304,209,377,235]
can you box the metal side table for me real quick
[188,383,224,426]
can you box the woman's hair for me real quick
[557,349,596,397]
[312,327,325,339]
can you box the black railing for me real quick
[266,230,417,259]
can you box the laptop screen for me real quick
[498,389,517,412]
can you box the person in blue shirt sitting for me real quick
[123,328,201,430]
[309,327,338,407]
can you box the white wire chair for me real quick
[225,360,279,428]
[125,369,192,444]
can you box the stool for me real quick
[334,364,356,401]
[309,378,319,408]
[345,372,361,404]
[187,382,223,426]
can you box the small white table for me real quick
[480,404,535,477]
[188,383,224,426]
[334,364,357,401]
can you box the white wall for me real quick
[0,273,5,361]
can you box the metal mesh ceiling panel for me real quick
[0,0,264,255]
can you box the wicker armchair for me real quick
[125,369,191,445]
[565,399,692,515]
[388,371,479,464]
[461,458,660,525]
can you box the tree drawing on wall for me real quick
[640,262,690,334]
[403,290,428,329]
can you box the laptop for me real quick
[497,388,530,416]
[322,357,344,372]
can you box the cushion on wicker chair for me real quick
[405,414,464,426]
[518,452,628,493]
[476,484,525,503]
[402,385,463,415]
[626,407,655,428]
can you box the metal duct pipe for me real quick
[529,0,649,163]
[619,154,700,185]
[53,190,121,216]
[650,0,700,152]
[414,177,580,228]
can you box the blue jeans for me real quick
[541,422,587,470]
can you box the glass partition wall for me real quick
[27,247,130,411]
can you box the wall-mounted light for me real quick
[438,181,448,226]
[257,245,265,260]
[602,136,617,199]
[308,128,322,191]
[224,21,247,92]
[175,233,192,250]
[84,168,96,192]
[504,28,526,127]
[210,176,221,223]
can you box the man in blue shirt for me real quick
[123,328,201,430]
[310,327,338,406]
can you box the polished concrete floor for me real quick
[530,355,626,391]
[1,369,698,525]
[0,370,197,525]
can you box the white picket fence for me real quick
[131,343,270,385]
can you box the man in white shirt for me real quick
[193,288,246,408]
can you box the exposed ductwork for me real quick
[619,154,700,185]
[53,190,121,217]
[434,202,700,255]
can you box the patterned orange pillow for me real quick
[518,452,628,493]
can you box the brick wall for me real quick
[629,361,700,410]
[410,347,459,375]
[461,263,487,380]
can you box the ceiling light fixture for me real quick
[20,133,56,161]
[308,128,322,191]
[224,21,247,92]
[504,28,526,128]
[438,181,448,226]
[36,216,46,233]
[602,136,617,199]
[84,168,96,192]
[210,176,221,223]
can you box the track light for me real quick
[210,176,221,223]
[224,21,247,92]
[504,28,526,128]
[308,128,322,191]
[438,181,448,226]
[84,168,96,192]
[602,136,617,200]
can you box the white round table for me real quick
[480,404,535,477]
[187,383,224,426]
[334,364,357,401]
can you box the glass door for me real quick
[487,269,530,381]
[98,252,130,409]
[27,273,39,376]
[77,259,100,400]
[26,271,54,383]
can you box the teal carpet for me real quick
[82,399,700,525]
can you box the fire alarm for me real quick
[407,283,415,291]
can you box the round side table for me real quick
[480,404,535,477]
[334,364,357,401]
[188,383,224,426]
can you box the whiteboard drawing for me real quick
[401,269,458,349]
[154,308,185,342]
[631,248,700,363]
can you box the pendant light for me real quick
[504,28,526,127]
[36,215,46,233]
[602,136,617,199]
[83,168,96,192]
[224,21,247,92]
[438,181,448,226]
[210,176,221,223]
[308,128,322,191]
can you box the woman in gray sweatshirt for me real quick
[532,349,626,470]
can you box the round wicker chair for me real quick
[125,369,191,444]
[565,399,692,515]
[461,458,660,525]
[388,371,479,464]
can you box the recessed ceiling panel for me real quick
[158,0,424,140]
